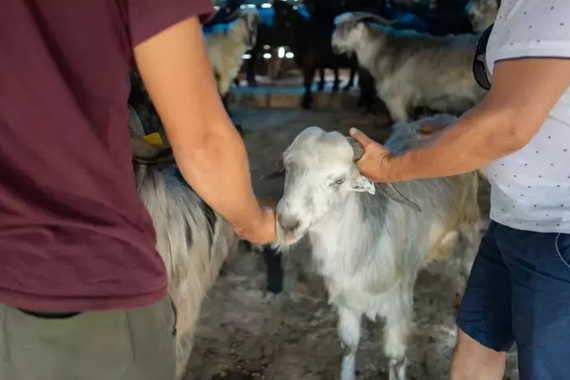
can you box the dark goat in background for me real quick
[388,0,474,35]
[245,6,342,95]
[272,1,372,110]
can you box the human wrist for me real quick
[231,202,265,238]
[383,153,411,183]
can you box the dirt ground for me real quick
[184,101,520,380]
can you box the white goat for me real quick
[204,9,261,96]
[466,0,499,33]
[273,122,481,380]
[332,12,486,122]
[129,108,239,379]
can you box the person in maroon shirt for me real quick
[0,1,276,379]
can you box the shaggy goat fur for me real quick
[466,0,499,33]
[129,109,239,378]
[274,121,481,380]
[332,12,486,122]
[204,9,260,96]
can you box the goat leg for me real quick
[246,50,258,87]
[356,68,376,110]
[384,95,410,123]
[383,291,411,380]
[338,307,362,380]
[317,67,326,92]
[263,246,284,294]
[301,65,316,109]
[343,67,356,92]
[332,67,340,93]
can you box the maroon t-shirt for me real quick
[0,0,214,311]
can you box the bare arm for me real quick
[133,16,275,243]
[351,58,570,182]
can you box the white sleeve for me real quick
[489,0,570,63]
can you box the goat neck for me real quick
[308,190,401,294]
[352,24,387,75]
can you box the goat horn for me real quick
[259,159,285,181]
[345,136,364,161]
[336,11,398,27]
[379,183,422,213]
[345,136,422,212]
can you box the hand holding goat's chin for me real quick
[235,206,277,245]
[349,128,397,184]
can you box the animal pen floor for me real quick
[184,83,519,380]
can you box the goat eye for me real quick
[332,178,346,186]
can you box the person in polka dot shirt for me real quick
[350,0,570,379]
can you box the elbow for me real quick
[478,103,540,156]
[173,123,242,163]
[500,126,533,154]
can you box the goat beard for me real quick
[272,226,306,254]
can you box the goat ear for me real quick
[351,175,376,195]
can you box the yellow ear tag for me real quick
[144,132,163,147]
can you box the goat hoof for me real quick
[342,85,352,92]
[332,85,340,93]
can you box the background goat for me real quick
[272,123,481,380]
[204,9,261,111]
[244,4,351,95]
[332,12,486,122]
[203,0,243,28]
[272,1,370,109]
[466,0,499,33]
[129,107,240,379]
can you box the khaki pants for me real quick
[0,296,176,380]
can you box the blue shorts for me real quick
[457,221,570,379]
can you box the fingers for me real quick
[349,127,373,148]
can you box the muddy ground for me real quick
[184,101,520,380]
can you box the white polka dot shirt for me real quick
[485,0,570,233]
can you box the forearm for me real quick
[174,119,263,235]
[134,17,263,235]
[387,102,527,182]
[386,58,570,182]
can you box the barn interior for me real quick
[129,1,519,379]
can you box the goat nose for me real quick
[278,214,300,232]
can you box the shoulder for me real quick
[488,0,570,63]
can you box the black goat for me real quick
[387,0,474,35]
[272,1,371,109]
